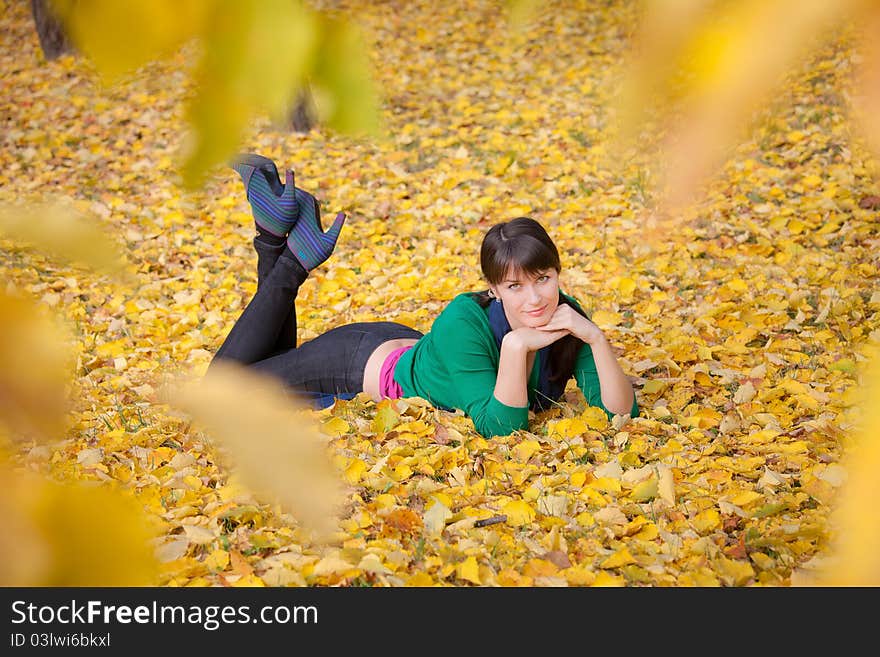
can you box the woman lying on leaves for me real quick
[209,154,639,439]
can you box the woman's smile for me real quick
[525,305,547,317]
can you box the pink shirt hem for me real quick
[379,345,413,399]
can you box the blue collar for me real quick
[487,298,565,412]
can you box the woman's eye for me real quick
[508,284,519,290]
[537,275,549,283]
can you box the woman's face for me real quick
[490,267,560,329]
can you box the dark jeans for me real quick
[210,237,423,406]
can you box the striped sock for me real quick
[286,189,346,271]
[232,163,298,237]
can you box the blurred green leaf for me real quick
[182,0,317,187]
[309,14,382,138]
[51,0,382,189]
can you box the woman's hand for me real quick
[537,304,605,345]
[505,325,569,353]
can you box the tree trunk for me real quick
[31,0,74,60]
[288,88,317,133]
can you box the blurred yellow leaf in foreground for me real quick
[50,0,211,81]
[0,201,129,278]
[0,290,75,442]
[816,354,880,585]
[0,467,160,586]
[616,0,869,218]
[167,361,346,541]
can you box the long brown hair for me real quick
[472,217,588,383]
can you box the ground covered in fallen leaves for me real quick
[2,0,880,586]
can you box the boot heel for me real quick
[230,153,298,237]
[231,153,284,196]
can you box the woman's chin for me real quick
[521,314,550,328]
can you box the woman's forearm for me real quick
[493,334,531,408]
[589,335,635,415]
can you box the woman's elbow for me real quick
[601,390,636,417]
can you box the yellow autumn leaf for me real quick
[312,554,357,577]
[523,558,559,579]
[372,400,401,434]
[601,547,637,569]
[715,556,756,587]
[523,485,541,502]
[618,277,637,298]
[182,524,215,545]
[406,572,436,587]
[513,439,541,461]
[204,549,230,572]
[563,566,596,586]
[679,570,721,587]
[777,441,809,455]
[692,509,721,534]
[457,556,482,585]
[550,417,589,438]
[537,494,569,517]
[617,0,862,216]
[635,523,660,541]
[575,512,596,527]
[581,406,610,431]
[358,553,391,575]
[54,0,381,187]
[801,478,835,506]
[321,416,351,437]
[591,571,626,587]
[184,3,316,187]
[344,459,368,485]
[308,13,382,137]
[657,464,676,506]
[729,490,763,507]
[727,279,749,293]
[589,477,622,494]
[579,487,609,506]
[390,463,413,481]
[423,500,453,535]
[630,477,658,502]
[502,500,536,526]
[590,309,623,328]
[429,492,454,509]
[750,552,776,571]
[641,379,667,395]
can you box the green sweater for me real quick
[393,292,639,438]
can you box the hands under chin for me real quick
[536,305,605,345]
[506,325,570,352]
